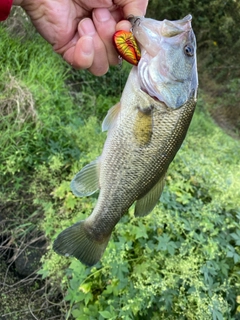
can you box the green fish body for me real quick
[53,15,198,266]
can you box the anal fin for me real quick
[134,174,166,217]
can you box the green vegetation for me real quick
[38,101,240,320]
[1,2,240,319]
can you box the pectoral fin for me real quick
[70,159,100,197]
[102,102,121,132]
[133,105,153,146]
[134,174,166,217]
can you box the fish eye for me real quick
[184,44,194,57]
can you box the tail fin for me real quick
[53,221,110,267]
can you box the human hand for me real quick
[14,0,148,75]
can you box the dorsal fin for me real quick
[70,159,100,197]
[102,102,121,132]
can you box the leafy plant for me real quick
[38,100,240,319]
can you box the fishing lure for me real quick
[113,30,141,66]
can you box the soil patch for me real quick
[210,105,240,140]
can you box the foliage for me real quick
[38,96,240,319]
[66,62,130,120]
[0,27,75,175]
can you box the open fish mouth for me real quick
[129,14,193,37]
[161,16,192,37]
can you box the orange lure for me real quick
[113,30,141,66]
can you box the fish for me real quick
[53,14,198,267]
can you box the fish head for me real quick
[131,14,198,109]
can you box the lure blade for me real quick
[113,30,141,66]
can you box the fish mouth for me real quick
[130,14,194,58]
[129,14,193,38]
[161,15,192,37]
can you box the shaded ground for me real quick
[210,105,240,140]
[199,71,240,140]
[0,260,60,320]
[0,205,63,319]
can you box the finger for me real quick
[114,0,148,18]
[115,20,132,32]
[93,8,119,66]
[61,30,95,69]
[108,6,124,22]
[73,36,94,69]
[78,18,109,76]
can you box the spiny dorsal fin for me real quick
[133,105,153,146]
[70,159,100,197]
[134,174,166,217]
[102,102,121,132]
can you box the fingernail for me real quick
[94,8,111,22]
[82,37,93,56]
[79,18,96,36]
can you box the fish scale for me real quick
[53,15,198,266]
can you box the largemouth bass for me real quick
[53,14,198,266]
